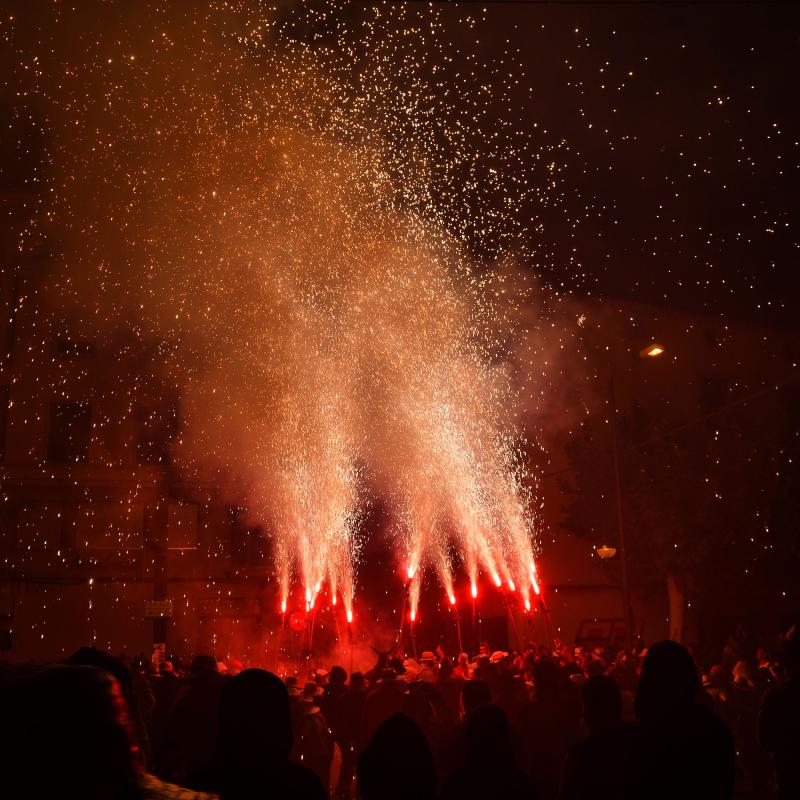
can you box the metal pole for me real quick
[609,370,634,651]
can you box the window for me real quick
[168,502,198,550]
[47,402,91,463]
[136,403,178,465]
[16,503,63,551]
[76,502,143,550]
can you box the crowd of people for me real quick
[1,626,797,799]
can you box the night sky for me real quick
[469,2,798,323]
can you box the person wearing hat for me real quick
[291,681,334,791]
[362,669,407,744]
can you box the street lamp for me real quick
[609,341,664,650]
[639,342,666,359]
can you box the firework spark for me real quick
[17,1,544,614]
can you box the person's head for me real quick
[582,674,622,735]
[65,646,134,706]
[586,658,606,678]
[356,713,437,800]
[329,665,347,686]
[349,671,366,691]
[12,665,141,799]
[709,665,726,685]
[635,640,699,722]
[302,681,321,703]
[389,657,406,676]
[218,668,292,780]
[462,678,492,716]
[465,704,514,767]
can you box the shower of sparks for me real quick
[8,1,553,617]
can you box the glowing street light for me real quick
[596,545,618,560]
[639,342,665,358]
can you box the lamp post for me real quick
[608,341,665,651]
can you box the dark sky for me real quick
[3,0,798,325]
[474,1,799,325]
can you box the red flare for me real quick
[280,599,287,614]
[346,609,353,624]
[471,581,478,599]
[448,593,456,605]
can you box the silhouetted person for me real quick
[403,679,453,749]
[516,659,581,800]
[435,658,465,721]
[357,712,437,800]
[66,646,152,767]
[441,704,537,800]
[164,654,224,790]
[292,682,334,790]
[148,660,183,777]
[334,672,368,798]
[319,665,347,730]
[759,633,800,799]
[436,678,492,780]
[364,650,389,687]
[6,665,143,799]
[627,640,734,799]
[362,669,407,742]
[494,670,529,722]
[560,674,634,800]
[214,668,326,800]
